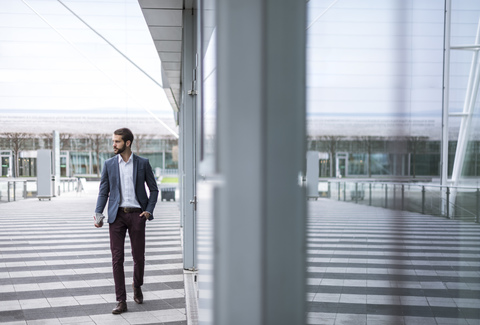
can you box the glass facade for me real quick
[193,0,480,322]
[309,138,480,178]
[303,1,480,324]
[306,1,480,184]
[0,134,178,177]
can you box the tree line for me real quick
[0,133,177,177]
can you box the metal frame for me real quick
[441,0,451,215]
[180,9,198,271]
[327,180,480,222]
[447,16,480,212]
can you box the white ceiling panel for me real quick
[138,1,187,113]
[141,9,182,26]
[154,40,182,52]
[138,0,183,10]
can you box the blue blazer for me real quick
[95,154,159,223]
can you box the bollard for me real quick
[328,182,331,198]
[343,182,346,201]
[13,182,16,201]
[23,181,27,199]
[337,182,341,201]
[401,184,405,211]
[476,189,479,223]
[369,183,372,206]
[385,184,388,208]
[393,184,396,210]
[7,182,11,202]
[421,186,425,214]
[355,183,358,203]
[446,187,450,219]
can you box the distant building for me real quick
[0,114,178,178]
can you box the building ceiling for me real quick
[138,0,195,116]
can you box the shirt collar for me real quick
[118,153,133,164]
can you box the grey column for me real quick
[52,131,60,196]
[215,1,306,325]
[181,9,197,270]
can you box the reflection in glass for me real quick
[200,0,217,170]
[306,1,480,324]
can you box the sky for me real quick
[1,0,479,139]
[305,0,480,139]
[0,0,173,121]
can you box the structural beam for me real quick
[181,9,197,271]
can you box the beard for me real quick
[115,145,126,154]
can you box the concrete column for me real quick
[215,1,306,324]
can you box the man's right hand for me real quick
[94,213,105,228]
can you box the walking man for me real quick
[93,128,158,314]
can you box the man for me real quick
[94,128,158,314]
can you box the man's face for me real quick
[113,134,128,154]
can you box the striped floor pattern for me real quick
[0,190,186,325]
[307,199,480,325]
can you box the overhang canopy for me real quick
[138,0,195,115]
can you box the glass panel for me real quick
[337,156,346,178]
[60,156,67,177]
[306,1,480,324]
[198,1,217,324]
[200,0,217,171]
[348,153,367,175]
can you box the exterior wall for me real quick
[309,139,480,178]
[0,135,178,177]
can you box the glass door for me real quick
[1,156,10,177]
[336,153,348,178]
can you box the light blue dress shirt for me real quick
[118,154,141,208]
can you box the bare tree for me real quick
[319,136,344,177]
[406,136,428,178]
[4,132,31,177]
[40,133,53,149]
[60,133,74,151]
[353,136,383,178]
[87,134,109,176]
[134,134,149,154]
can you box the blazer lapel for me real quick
[113,156,120,189]
[132,154,138,186]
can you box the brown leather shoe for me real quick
[112,300,127,314]
[132,283,143,304]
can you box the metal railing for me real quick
[0,177,79,203]
[160,168,178,175]
[322,180,480,223]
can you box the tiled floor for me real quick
[307,199,480,325]
[0,184,186,325]
[3,184,480,325]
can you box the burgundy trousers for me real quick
[109,209,146,302]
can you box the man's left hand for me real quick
[140,211,151,219]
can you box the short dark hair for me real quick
[114,128,134,145]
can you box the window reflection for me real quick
[306,1,480,323]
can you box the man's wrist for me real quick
[144,211,153,218]
[94,213,105,224]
